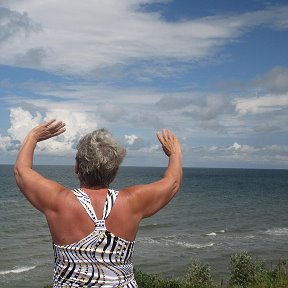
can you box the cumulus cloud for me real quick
[1,1,288,75]
[229,142,241,151]
[124,134,147,150]
[228,142,257,153]
[1,105,288,168]
[0,135,19,152]
[8,107,42,141]
[125,134,138,145]
[3,107,98,156]
[1,79,165,130]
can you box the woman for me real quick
[14,119,182,287]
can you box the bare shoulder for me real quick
[118,184,149,202]
[118,177,180,219]
[46,188,83,223]
[53,187,75,206]
[109,186,141,217]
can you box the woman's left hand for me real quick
[29,119,66,142]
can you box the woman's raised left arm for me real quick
[14,119,67,213]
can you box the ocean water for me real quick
[0,165,288,287]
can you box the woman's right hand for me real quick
[156,129,182,157]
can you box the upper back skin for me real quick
[46,188,139,246]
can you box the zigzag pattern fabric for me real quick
[53,189,137,287]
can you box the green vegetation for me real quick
[44,251,288,288]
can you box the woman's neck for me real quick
[80,184,108,191]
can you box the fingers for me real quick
[157,128,173,144]
[43,119,56,127]
[44,120,65,130]
[53,127,66,137]
[39,119,66,139]
[50,122,66,136]
[156,131,163,143]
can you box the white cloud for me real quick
[2,105,288,168]
[187,142,288,168]
[4,76,287,139]
[126,144,161,157]
[235,94,288,115]
[4,107,98,156]
[229,142,241,151]
[156,92,236,132]
[125,134,138,145]
[2,65,288,139]
[253,66,288,94]
[145,144,160,153]
[208,146,218,152]
[8,107,42,142]
[1,2,288,168]
[215,142,288,157]
[0,135,14,152]
[1,1,288,75]
[0,6,40,43]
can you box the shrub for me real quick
[184,261,213,288]
[135,268,183,288]
[229,251,265,287]
[134,269,162,287]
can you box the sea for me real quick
[0,165,288,287]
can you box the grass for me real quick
[44,252,288,288]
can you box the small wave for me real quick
[205,229,226,236]
[175,241,214,249]
[0,266,36,275]
[244,235,255,239]
[165,239,214,249]
[206,232,217,236]
[139,237,214,249]
[265,228,288,236]
[140,237,161,245]
[140,223,159,229]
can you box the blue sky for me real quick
[0,0,288,168]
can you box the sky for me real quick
[0,0,288,168]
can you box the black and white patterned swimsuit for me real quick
[53,188,137,287]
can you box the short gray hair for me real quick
[76,129,126,187]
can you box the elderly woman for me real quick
[14,119,182,288]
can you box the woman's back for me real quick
[53,188,137,287]
[47,187,139,246]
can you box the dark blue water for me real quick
[1,165,288,287]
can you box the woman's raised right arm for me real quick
[14,120,67,213]
[126,129,182,219]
